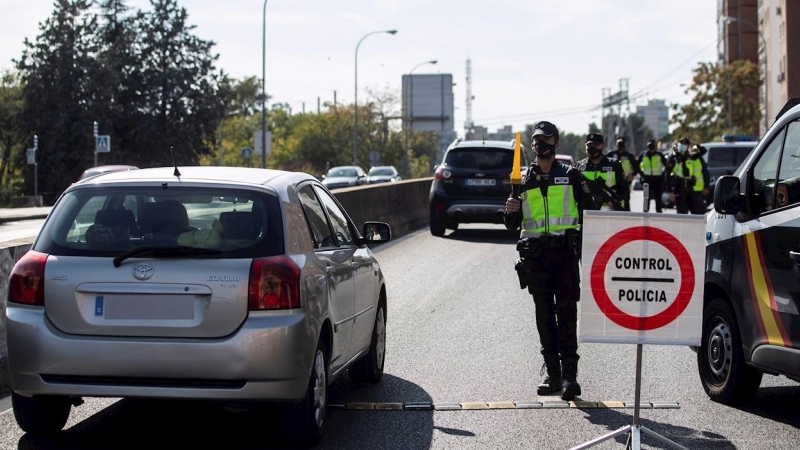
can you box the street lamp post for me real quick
[404,60,437,177]
[724,16,767,133]
[354,29,397,166]
[261,0,269,169]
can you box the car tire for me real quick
[282,340,328,445]
[349,301,387,383]
[430,220,445,237]
[698,297,762,404]
[12,392,71,435]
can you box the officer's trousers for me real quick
[524,247,580,363]
[643,176,664,213]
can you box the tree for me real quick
[16,0,98,199]
[671,60,762,143]
[132,0,229,167]
[0,70,26,202]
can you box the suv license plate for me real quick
[465,179,496,186]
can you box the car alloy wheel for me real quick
[313,349,327,428]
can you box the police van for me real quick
[702,98,800,404]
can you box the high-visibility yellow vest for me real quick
[520,184,579,238]
[618,157,633,176]
[691,158,705,192]
[672,158,705,192]
[641,154,663,176]
[582,167,615,187]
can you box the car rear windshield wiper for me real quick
[113,246,222,267]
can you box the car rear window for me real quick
[369,168,394,176]
[707,146,754,168]
[328,168,358,177]
[446,148,513,170]
[34,187,284,258]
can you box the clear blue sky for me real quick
[1,0,718,138]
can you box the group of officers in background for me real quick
[573,133,710,214]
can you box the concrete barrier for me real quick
[0,179,433,399]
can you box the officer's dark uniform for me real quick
[576,151,625,210]
[608,138,638,211]
[637,140,667,213]
[504,122,599,400]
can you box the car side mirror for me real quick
[360,221,391,244]
[714,175,741,214]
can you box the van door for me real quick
[734,120,800,374]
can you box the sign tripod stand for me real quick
[570,344,689,450]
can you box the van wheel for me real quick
[349,302,387,383]
[430,220,445,237]
[12,392,71,435]
[282,340,327,445]
[698,297,762,404]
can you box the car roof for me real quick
[450,139,514,150]
[700,141,757,148]
[71,166,315,188]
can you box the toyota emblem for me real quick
[133,263,154,280]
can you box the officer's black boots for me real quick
[537,357,563,395]
[561,359,581,400]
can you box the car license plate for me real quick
[465,179,496,186]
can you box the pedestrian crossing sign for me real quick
[96,135,111,153]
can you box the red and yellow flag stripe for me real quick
[743,231,791,347]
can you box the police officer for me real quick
[608,137,638,211]
[637,139,667,213]
[504,121,599,400]
[687,144,710,214]
[666,137,704,214]
[576,133,625,210]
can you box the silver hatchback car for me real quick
[6,167,391,444]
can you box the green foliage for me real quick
[15,0,228,199]
[671,60,762,143]
[0,70,26,201]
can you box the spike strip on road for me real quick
[328,401,680,411]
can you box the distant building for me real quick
[635,100,669,139]
[402,74,456,162]
[464,124,517,142]
[759,0,800,133]
[718,0,759,65]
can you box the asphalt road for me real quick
[0,219,44,243]
[0,191,797,449]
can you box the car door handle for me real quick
[790,251,800,266]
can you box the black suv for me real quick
[701,140,757,205]
[429,139,525,236]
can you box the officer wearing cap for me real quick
[608,137,638,211]
[637,139,668,213]
[504,121,600,401]
[576,133,625,210]
[666,136,706,214]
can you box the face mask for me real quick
[534,141,556,158]
[588,147,603,158]
[678,144,688,152]
[617,145,625,152]
[647,147,655,153]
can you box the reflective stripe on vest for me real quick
[619,158,633,176]
[582,168,615,187]
[691,159,705,191]
[641,155,663,176]
[520,184,579,238]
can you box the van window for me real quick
[775,121,800,208]
[751,129,786,215]
[445,149,513,170]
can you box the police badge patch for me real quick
[554,177,569,184]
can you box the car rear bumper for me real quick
[430,191,506,224]
[6,305,315,402]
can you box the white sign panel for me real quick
[254,131,272,156]
[27,148,36,165]
[579,211,705,345]
[96,135,111,153]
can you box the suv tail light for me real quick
[8,250,48,306]
[434,166,452,181]
[248,256,301,310]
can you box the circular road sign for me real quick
[590,226,695,331]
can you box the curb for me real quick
[0,213,51,225]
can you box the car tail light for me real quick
[8,250,48,306]
[248,256,301,310]
[434,167,452,181]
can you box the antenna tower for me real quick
[465,57,474,134]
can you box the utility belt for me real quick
[516,232,577,258]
